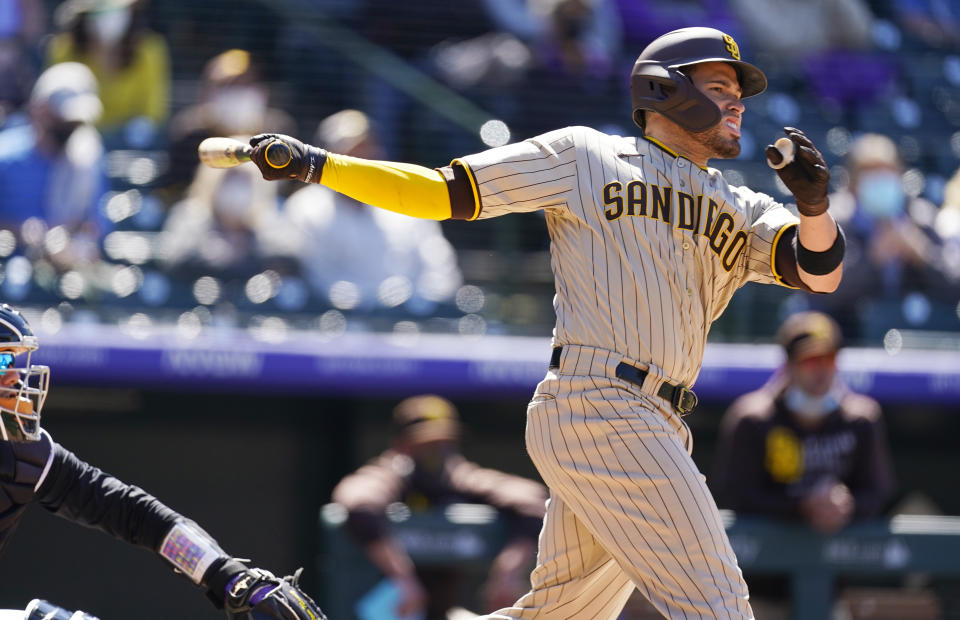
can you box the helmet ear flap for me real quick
[630,64,722,133]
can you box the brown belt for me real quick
[549,346,698,415]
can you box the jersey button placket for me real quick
[670,161,688,256]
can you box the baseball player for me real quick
[0,304,326,619]
[246,27,845,619]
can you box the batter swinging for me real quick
[246,27,844,620]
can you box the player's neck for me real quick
[643,127,710,168]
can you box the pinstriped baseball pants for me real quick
[486,346,753,620]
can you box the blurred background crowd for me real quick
[0,0,959,347]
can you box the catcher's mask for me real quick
[631,27,767,132]
[0,304,49,442]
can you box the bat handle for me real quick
[264,141,293,169]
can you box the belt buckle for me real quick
[672,386,698,415]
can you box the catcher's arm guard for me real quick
[157,518,326,619]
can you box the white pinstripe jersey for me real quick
[455,125,798,388]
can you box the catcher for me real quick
[0,303,325,619]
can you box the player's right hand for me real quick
[766,127,830,217]
[249,133,327,184]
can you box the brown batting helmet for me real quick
[630,27,767,132]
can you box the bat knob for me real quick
[766,137,795,170]
[264,142,293,169]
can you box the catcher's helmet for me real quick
[0,304,49,442]
[631,27,767,132]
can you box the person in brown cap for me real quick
[162,48,296,198]
[715,311,895,532]
[805,132,954,341]
[331,395,547,620]
[713,311,896,616]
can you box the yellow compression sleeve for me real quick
[320,153,453,220]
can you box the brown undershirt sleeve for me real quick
[438,163,480,221]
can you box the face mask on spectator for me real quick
[48,121,80,150]
[85,8,131,46]
[784,384,839,420]
[210,87,267,133]
[213,176,253,222]
[856,170,905,219]
[412,442,455,474]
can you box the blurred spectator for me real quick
[361,1,495,62]
[936,163,960,241]
[331,395,547,620]
[358,1,620,157]
[936,164,960,294]
[163,48,296,200]
[47,0,170,147]
[803,133,957,341]
[0,61,110,276]
[729,0,875,60]
[507,0,625,136]
[714,311,896,532]
[358,0,499,160]
[522,0,622,80]
[0,0,46,127]
[713,311,897,618]
[157,157,296,280]
[283,109,463,314]
[890,0,960,50]
[612,0,746,60]
[728,0,897,112]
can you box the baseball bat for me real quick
[197,137,293,169]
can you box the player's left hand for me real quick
[766,127,829,217]
[248,133,327,184]
[222,567,327,620]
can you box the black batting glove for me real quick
[765,127,830,217]
[206,559,326,620]
[249,133,328,184]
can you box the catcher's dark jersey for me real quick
[0,430,178,555]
